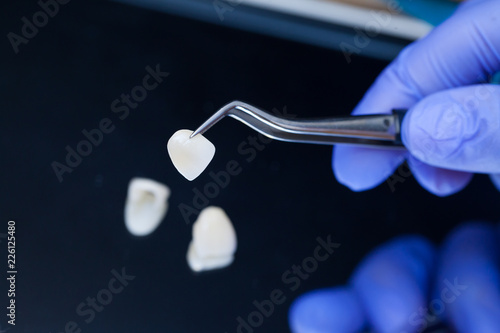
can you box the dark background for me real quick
[0,0,498,332]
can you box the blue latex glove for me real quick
[288,222,500,333]
[434,222,500,332]
[332,0,500,196]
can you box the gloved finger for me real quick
[490,174,500,191]
[333,0,500,191]
[350,236,435,333]
[407,155,472,197]
[332,146,406,191]
[434,222,500,333]
[403,85,500,174]
[288,287,366,333]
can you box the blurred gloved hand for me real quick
[333,0,500,196]
[288,222,500,333]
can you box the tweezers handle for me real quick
[191,101,408,149]
[276,109,408,147]
[228,106,409,148]
[392,109,408,146]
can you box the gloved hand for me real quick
[288,222,500,333]
[333,0,500,196]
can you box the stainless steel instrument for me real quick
[191,101,407,149]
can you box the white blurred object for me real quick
[243,0,432,40]
[187,206,237,272]
[125,178,170,236]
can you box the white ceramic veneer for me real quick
[124,178,170,236]
[167,129,215,181]
[187,206,237,272]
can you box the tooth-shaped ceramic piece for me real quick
[187,206,237,272]
[125,178,170,236]
[167,129,215,181]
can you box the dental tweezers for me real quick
[191,101,408,149]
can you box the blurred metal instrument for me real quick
[191,101,407,149]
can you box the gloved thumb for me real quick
[402,84,500,174]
